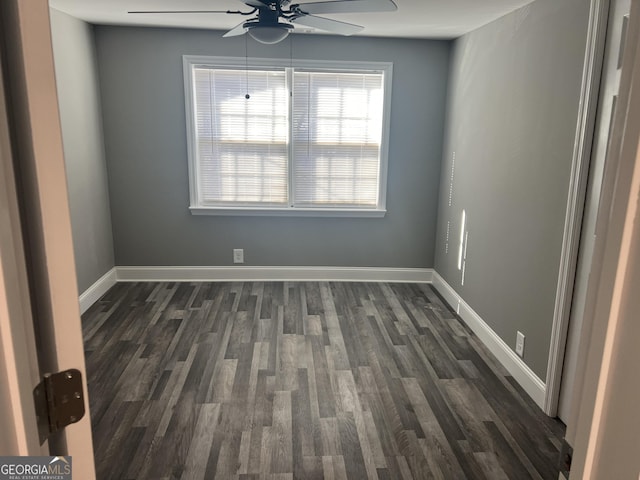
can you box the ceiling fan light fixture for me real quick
[246,23,293,44]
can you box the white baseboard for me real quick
[115,266,434,283]
[78,267,117,314]
[431,272,547,410]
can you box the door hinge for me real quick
[33,369,86,445]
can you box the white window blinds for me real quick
[185,57,391,215]
[292,71,384,207]
[193,67,289,205]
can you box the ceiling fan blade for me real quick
[223,21,249,37]
[297,0,397,15]
[291,14,362,35]
[127,10,230,14]
[243,0,271,7]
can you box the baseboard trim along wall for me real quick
[431,272,547,410]
[114,266,435,283]
[79,267,118,314]
[79,265,546,410]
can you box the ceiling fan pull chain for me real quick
[245,33,250,99]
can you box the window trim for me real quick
[182,55,393,217]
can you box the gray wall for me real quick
[50,9,115,293]
[434,0,590,379]
[94,27,450,268]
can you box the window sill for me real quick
[189,206,387,218]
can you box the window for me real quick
[183,56,392,216]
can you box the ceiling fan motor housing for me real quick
[244,6,293,44]
[257,7,280,25]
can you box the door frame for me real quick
[0,31,44,456]
[0,1,96,477]
[544,0,611,416]
[567,0,640,475]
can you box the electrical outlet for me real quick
[516,331,525,358]
[233,248,244,264]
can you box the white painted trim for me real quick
[189,206,386,217]
[431,272,547,410]
[182,55,392,215]
[0,42,44,454]
[115,266,433,283]
[545,0,610,417]
[569,3,640,475]
[78,267,117,314]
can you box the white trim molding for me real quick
[78,267,117,314]
[115,266,434,283]
[183,56,393,217]
[545,0,611,417]
[431,272,547,410]
[189,207,387,217]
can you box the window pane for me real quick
[292,71,384,207]
[193,67,289,205]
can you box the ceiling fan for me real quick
[128,0,397,44]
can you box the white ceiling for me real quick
[49,0,537,39]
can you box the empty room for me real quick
[2,0,639,478]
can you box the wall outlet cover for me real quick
[233,248,244,264]
[516,331,525,358]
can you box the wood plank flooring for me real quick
[82,281,564,480]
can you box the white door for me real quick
[567,0,640,475]
[0,1,96,478]
[0,30,46,458]
[558,0,631,422]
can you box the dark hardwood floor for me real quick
[82,281,564,479]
